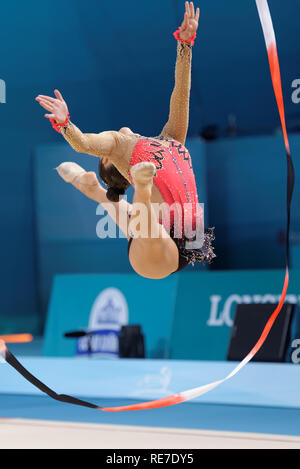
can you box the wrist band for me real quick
[50,112,70,134]
[173,26,196,46]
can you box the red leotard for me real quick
[129,137,202,239]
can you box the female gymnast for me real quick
[36,2,215,279]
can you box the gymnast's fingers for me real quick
[190,2,195,18]
[181,12,188,31]
[36,95,56,102]
[185,1,190,17]
[54,89,64,102]
[37,100,53,112]
[36,97,56,109]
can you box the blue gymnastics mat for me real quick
[1,356,300,436]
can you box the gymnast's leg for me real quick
[128,162,179,279]
[56,162,131,237]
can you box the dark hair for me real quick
[98,159,130,202]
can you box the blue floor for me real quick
[1,394,300,437]
[1,350,300,437]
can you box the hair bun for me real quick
[106,187,125,202]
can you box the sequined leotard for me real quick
[129,137,201,238]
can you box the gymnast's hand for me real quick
[35,90,69,124]
[179,2,200,41]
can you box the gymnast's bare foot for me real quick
[130,162,156,202]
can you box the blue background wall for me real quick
[206,134,300,270]
[1,0,300,333]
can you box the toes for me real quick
[56,163,102,201]
[56,162,86,183]
[130,162,156,175]
[130,162,156,185]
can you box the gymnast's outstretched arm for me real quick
[160,2,199,145]
[36,90,118,159]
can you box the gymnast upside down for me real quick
[36,2,215,280]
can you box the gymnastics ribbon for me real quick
[0,0,295,412]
